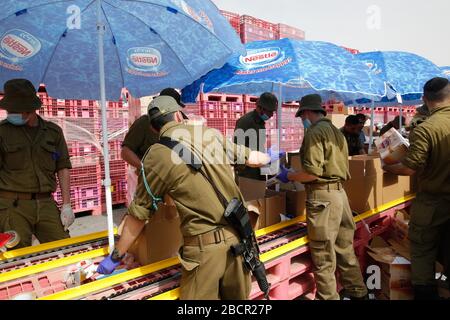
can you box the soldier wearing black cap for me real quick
[121,88,186,172]
[0,79,73,248]
[383,77,450,300]
[234,92,278,181]
[277,94,368,300]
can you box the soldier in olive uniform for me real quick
[383,77,450,300]
[234,92,278,181]
[121,88,185,172]
[0,79,74,248]
[277,94,368,300]
[98,96,273,300]
[340,115,366,156]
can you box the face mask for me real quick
[260,114,270,122]
[7,114,28,126]
[302,118,312,129]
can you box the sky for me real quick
[213,0,450,66]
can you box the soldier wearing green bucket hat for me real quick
[277,94,368,300]
[0,79,73,248]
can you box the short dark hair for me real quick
[423,77,450,102]
[148,109,175,131]
[355,113,367,122]
[345,115,360,125]
[257,92,278,111]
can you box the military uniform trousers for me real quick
[305,184,368,300]
[409,192,450,286]
[178,227,251,300]
[0,197,69,248]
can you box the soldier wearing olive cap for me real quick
[0,79,74,248]
[234,92,279,181]
[98,96,273,300]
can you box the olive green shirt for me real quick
[234,110,266,180]
[122,115,159,160]
[0,116,72,193]
[402,105,450,195]
[128,122,251,237]
[340,127,365,156]
[300,118,350,184]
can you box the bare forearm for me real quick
[288,170,318,183]
[116,215,146,256]
[57,169,71,205]
[383,163,416,176]
[121,147,142,170]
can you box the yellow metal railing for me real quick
[38,195,414,300]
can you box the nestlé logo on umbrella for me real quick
[0,29,41,62]
[127,47,162,72]
[239,47,285,69]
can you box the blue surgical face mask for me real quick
[302,118,312,129]
[7,113,28,126]
[260,114,270,122]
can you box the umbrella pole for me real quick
[397,93,403,130]
[97,0,115,253]
[368,101,375,155]
[277,84,282,151]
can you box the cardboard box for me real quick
[246,190,286,230]
[326,114,347,129]
[382,173,413,204]
[375,128,410,165]
[343,155,383,214]
[287,153,302,171]
[367,237,413,300]
[332,103,352,115]
[126,204,182,266]
[238,177,266,202]
[285,183,307,218]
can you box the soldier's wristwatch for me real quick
[111,248,125,262]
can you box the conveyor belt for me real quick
[37,194,414,300]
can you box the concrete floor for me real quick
[68,206,128,237]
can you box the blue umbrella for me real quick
[349,51,444,152]
[182,39,387,156]
[441,66,450,79]
[0,0,244,251]
[182,39,387,104]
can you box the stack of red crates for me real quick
[277,23,305,41]
[220,10,241,36]
[280,102,303,152]
[240,15,279,43]
[100,100,129,210]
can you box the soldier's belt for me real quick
[183,227,239,247]
[305,181,343,191]
[0,190,52,200]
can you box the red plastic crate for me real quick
[240,15,278,32]
[200,101,221,119]
[206,118,226,135]
[221,102,244,120]
[277,23,305,40]
[220,10,240,35]
[184,103,201,116]
[70,164,101,187]
[76,196,101,211]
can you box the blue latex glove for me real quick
[97,255,121,275]
[267,148,286,163]
[276,166,290,183]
